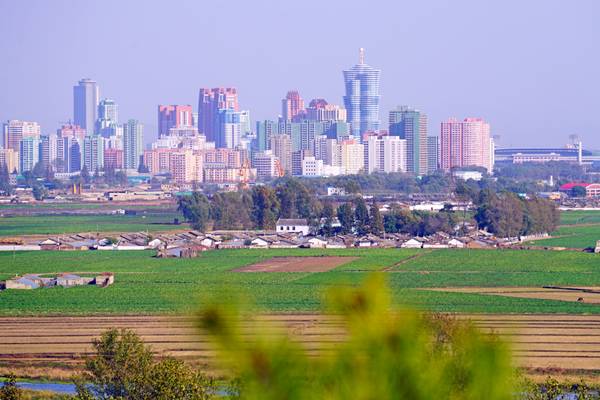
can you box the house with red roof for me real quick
[559,182,600,197]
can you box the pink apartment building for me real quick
[158,105,193,137]
[440,117,493,172]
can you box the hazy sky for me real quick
[1,0,599,148]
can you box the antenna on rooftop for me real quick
[359,48,365,64]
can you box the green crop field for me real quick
[529,210,600,249]
[0,213,185,236]
[558,210,600,225]
[1,248,599,316]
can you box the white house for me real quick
[276,219,310,236]
[401,238,423,249]
[306,237,327,248]
[447,238,465,248]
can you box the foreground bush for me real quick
[75,329,215,399]
[199,275,515,400]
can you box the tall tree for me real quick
[251,186,280,229]
[370,203,384,236]
[321,201,335,237]
[177,192,211,231]
[353,197,370,236]
[337,202,354,234]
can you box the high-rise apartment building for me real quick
[253,150,278,181]
[19,137,40,173]
[340,139,365,175]
[216,109,242,149]
[270,134,292,174]
[0,148,19,173]
[158,105,193,137]
[427,136,439,173]
[73,78,99,132]
[343,48,381,137]
[365,135,407,174]
[389,106,428,176]
[123,119,144,170]
[255,120,279,152]
[104,148,124,170]
[83,135,104,172]
[3,120,41,151]
[57,124,86,142]
[96,98,119,137]
[306,99,347,122]
[440,117,493,172]
[198,87,238,141]
[281,91,305,121]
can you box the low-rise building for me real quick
[276,218,310,236]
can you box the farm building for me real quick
[276,219,310,236]
[1,273,114,290]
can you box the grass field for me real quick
[530,210,600,249]
[0,213,185,236]
[1,248,599,315]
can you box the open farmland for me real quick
[0,212,184,236]
[1,248,600,381]
[529,210,600,249]
[1,248,600,315]
[2,314,600,382]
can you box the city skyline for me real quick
[0,0,599,148]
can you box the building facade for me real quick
[343,48,381,137]
[73,78,99,133]
[281,91,305,121]
[389,106,428,176]
[440,117,493,172]
[123,119,144,170]
[158,105,193,137]
[198,87,238,141]
[3,120,41,151]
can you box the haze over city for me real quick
[1,0,599,148]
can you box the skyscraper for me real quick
[198,88,238,142]
[427,136,439,173]
[216,109,242,149]
[73,79,99,133]
[343,48,381,137]
[2,120,41,151]
[389,106,428,176]
[96,98,118,136]
[83,135,104,172]
[440,117,493,172]
[158,105,193,137]
[281,91,305,121]
[123,119,144,170]
[19,137,40,172]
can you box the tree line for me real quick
[455,182,560,237]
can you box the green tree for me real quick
[571,185,587,198]
[32,184,48,201]
[251,186,280,229]
[0,374,23,400]
[369,202,384,235]
[80,165,91,184]
[321,201,335,237]
[178,192,211,231]
[353,197,370,236]
[0,163,11,196]
[75,329,214,400]
[337,202,354,234]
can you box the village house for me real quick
[276,218,310,236]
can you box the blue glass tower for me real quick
[343,48,381,137]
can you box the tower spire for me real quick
[359,47,365,64]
